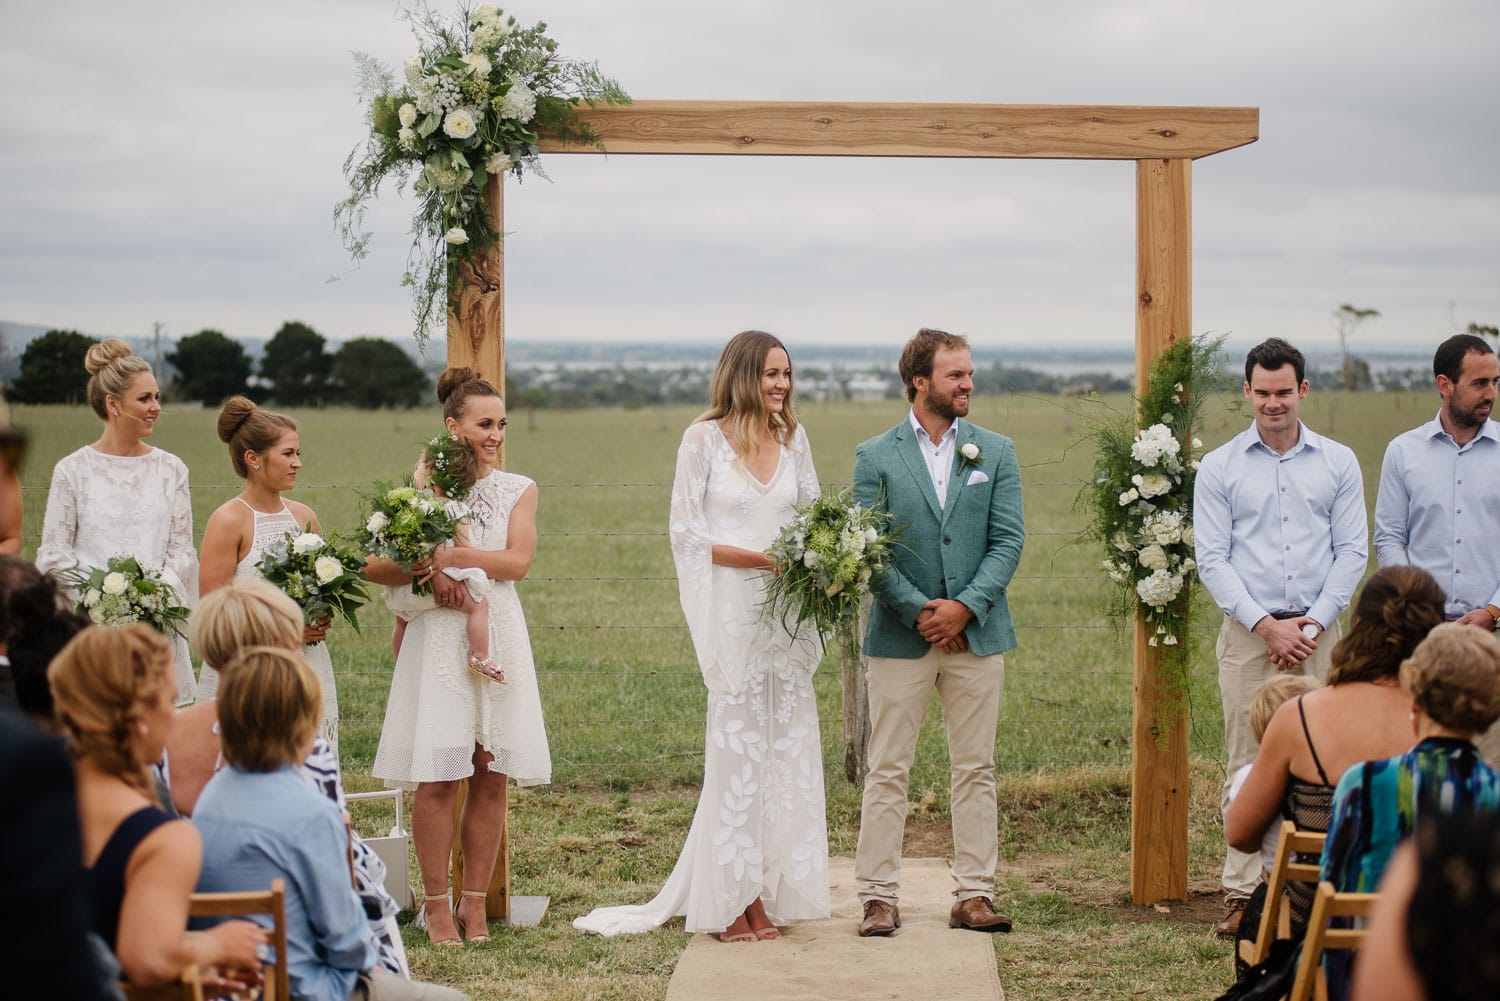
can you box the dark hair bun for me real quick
[83,338,134,377]
[436,367,480,406]
[216,395,258,444]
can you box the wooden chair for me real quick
[189,878,288,1001]
[120,966,205,1001]
[1239,820,1328,968]
[1288,880,1379,1001]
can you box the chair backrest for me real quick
[189,878,288,1001]
[1239,820,1328,968]
[120,966,205,1001]
[1288,881,1380,1001]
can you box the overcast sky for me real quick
[3,0,1497,357]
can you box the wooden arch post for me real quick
[453,100,1257,914]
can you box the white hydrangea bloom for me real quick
[1137,544,1169,571]
[366,511,389,533]
[1136,569,1184,609]
[499,80,536,121]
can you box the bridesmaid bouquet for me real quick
[255,529,370,632]
[762,487,899,656]
[356,481,460,595]
[60,555,191,638]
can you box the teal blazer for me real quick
[852,417,1025,659]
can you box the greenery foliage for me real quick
[9,329,97,404]
[166,329,252,405]
[260,321,333,406]
[331,337,428,408]
[335,2,630,346]
[1079,335,1225,664]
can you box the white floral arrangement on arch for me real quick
[335,2,630,345]
[1078,335,1225,655]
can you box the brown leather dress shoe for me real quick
[949,896,1014,933]
[858,899,901,937]
[1213,898,1247,939]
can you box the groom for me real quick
[852,328,1025,937]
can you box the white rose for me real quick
[1191,437,1203,449]
[1118,488,1139,506]
[1137,544,1169,571]
[462,52,492,77]
[417,498,436,515]
[485,151,514,174]
[84,587,102,606]
[442,106,479,140]
[314,556,343,585]
[398,102,417,128]
[398,127,418,152]
[864,527,879,544]
[292,533,324,555]
[102,572,128,596]
[366,511,389,533]
[444,227,469,245]
[960,442,980,461]
[1137,473,1173,499]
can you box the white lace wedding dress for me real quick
[574,420,829,936]
[373,468,551,788]
[194,499,340,755]
[37,446,199,704]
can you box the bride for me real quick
[575,330,829,942]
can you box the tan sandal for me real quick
[418,892,461,947]
[456,890,491,944]
[467,655,507,685]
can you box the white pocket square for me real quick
[966,469,989,485]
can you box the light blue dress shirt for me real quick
[1194,422,1368,631]
[194,765,374,1001]
[1373,414,1500,619]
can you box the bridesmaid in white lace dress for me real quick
[369,367,551,946]
[574,331,829,943]
[195,397,339,753]
[37,339,198,705]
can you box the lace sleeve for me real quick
[35,455,80,576]
[791,424,821,506]
[162,455,199,603]
[668,422,721,690]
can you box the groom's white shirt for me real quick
[908,409,956,509]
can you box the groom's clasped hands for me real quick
[917,598,971,654]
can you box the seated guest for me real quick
[1352,813,1500,1001]
[193,646,466,1001]
[6,564,89,729]
[49,624,262,991]
[1318,623,1500,1001]
[1226,566,1445,927]
[165,578,408,977]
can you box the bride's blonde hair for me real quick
[696,330,798,464]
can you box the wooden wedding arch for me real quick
[446,100,1259,914]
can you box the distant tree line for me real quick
[6,323,429,409]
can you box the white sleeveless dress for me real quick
[574,421,829,936]
[373,468,551,788]
[37,445,199,704]
[194,499,340,755]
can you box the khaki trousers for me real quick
[855,647,1005,904]
[1216,615,1339,900]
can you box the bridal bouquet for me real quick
[254,530,370,632]
[336,2,630,345]
[60,555,191,638]
[356,481,461,594]
[762,488,899,658]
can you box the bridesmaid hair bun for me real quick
[83,338,135,376]
[216,395,258,444]
[436,367,480,406]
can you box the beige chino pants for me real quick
[1216,614,1339,900]
[856,647,1005,904]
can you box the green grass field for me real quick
[14,385,1438,1000]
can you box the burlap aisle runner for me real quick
[664,858,1004,1001]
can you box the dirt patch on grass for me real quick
[1004,850,1227,927]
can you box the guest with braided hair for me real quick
[50,624,262,992]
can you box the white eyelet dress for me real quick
[373,468,552,789]
[195,499,340,755]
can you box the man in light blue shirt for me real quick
[1372,332,1500,764]
[1193,337,1367,937]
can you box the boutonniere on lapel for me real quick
[958,441,982,471]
